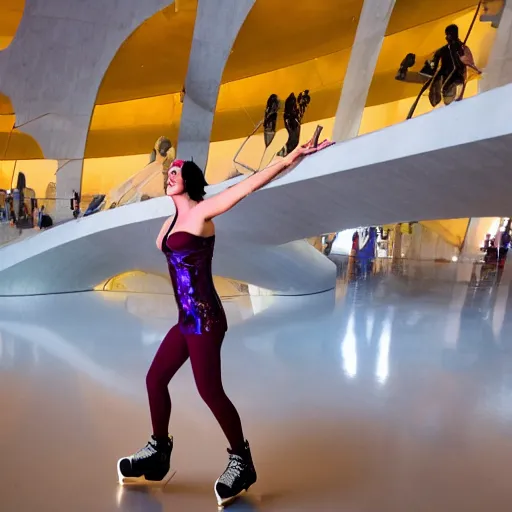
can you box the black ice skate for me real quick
[117,435,175,486]
[214,440,257,507]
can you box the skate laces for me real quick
[133,440,158,461]
[218,454,246,488]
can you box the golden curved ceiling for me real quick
[95,0,480,105]
[87,0,487,158]
[0,92,13,116]
[386,0,478,35]
[0,0,24,51]
[0,92,44,160]
[86,1,197,158]
[96,1,197,105]
[212,6,490,142]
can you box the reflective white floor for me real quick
[3,265,512,511]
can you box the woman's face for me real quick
[166,164,185,197]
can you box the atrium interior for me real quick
[2,0,512,510]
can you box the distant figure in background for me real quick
[38,205,44,229]
[263,94,280,148]
[277,90,312,157]
[482,233,492,252]
[426,24,481,106]
[484,239,498,265]
[15,173,26,221]
[38,205,53,230]
[8,192,16,227]
[351,230,359,256]
[150,136,176,195]
[12,188,20,224]
[297,89,310,122]
[499,219,511,265]
[277,93,300,157]
[99,136,175,212]
[71,190,80,219]
[32,202,39,228]
[150,136,175,166]
[0,190,6,222]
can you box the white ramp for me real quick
[1,83,512,296]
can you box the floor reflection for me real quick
[2,262,512,511]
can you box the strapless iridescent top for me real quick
[161,221,227,335]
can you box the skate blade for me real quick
[216,490,246,509]
[117,459,176,487]
[119,470,176,487]
[215,479,252,509]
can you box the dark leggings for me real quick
[146,324,245,454]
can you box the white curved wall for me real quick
[2,83,512,296]
[0,0,173,206]
[0,186,335,296]
[0,0,260,212]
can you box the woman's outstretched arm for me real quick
[197,137,332,220]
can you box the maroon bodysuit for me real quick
[146,217,244,452]
[161,220,227,335]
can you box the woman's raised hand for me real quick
[285,136,334,166]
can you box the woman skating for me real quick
[117,130,332,506]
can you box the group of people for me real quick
[482,221,511,268]
[1,189,32,226]
[0,190,52,230]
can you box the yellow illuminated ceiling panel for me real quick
[421,219,470,248]
[86,2,196,158]
[96,1,197,105]
[0,128,44,160]
[87,0,491,158]
[0,92,14,116]
[212,7,492,143]
[222,0,363,83]
[386,0,478,35]
[0,0,24,51]
[94,0,481,106]
[86,93,182,158]
[0,91,43,160]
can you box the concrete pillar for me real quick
[392,224,402,260]
[407,223,422,260]
[332,0,396,142]
[481,1,512,91]
[55,159,83,221]
[177,0,256,171]
[0,0,171,221]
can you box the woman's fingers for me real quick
[301,140,334,155]
[317,140,335,150]
[290,139,334,163]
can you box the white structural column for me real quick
[481,1,512,91]
[177,0,256,171]
[332,0,396,142]
[0,0,172,214]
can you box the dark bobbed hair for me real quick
[181,160,208,202]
